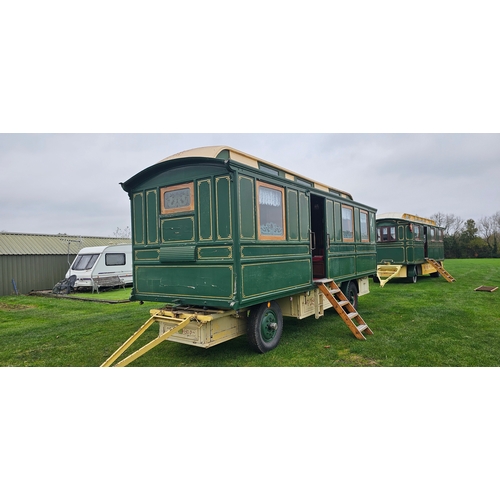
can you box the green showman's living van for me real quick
[102,146,378,365]
[374,213,454,287]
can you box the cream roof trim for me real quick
[156,146,353,199]
[376,213,436,226]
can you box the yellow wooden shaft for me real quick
[113,316,193,367]
[100,315,158,367]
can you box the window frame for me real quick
[360,210,370,242]
[256,181,286,241]
[160,182,195,215]
[342,205,354,242]
[377,226,397,243]
[105,253,126,266]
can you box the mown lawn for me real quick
[0,259,499,367]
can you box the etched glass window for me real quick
[257,182,286,240]
[342,206,354,241]
[161,182,194,215]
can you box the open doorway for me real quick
[310,194,326,278]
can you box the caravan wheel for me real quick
[247,301,283,353]
[345,281,358,309]
[407,265,418,283]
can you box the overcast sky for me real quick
[2,3,499,239]
[0,133,498,236]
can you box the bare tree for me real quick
[430,212,464,236]
[479,212,500,256]
[113,226,131,239]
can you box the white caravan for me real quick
[65,244,133,289]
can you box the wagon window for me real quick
[72,254,99,270]
[413,225,422,240]
[377,226,397,242]
[430,227,436,241]
[105,253,126,266]
[360,210,369,242]
[342,206,354,242]
[161,182,194,215]
[257,181,286,240]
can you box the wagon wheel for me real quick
[247,301,283,353]
[407,265,418,283]
[345,281,358,309]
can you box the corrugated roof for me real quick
[0,232,131,256]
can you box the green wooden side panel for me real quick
[136,265,233,299]
[135,249,159,261]
[146,189,159,244]
[198,246,233,259]
[133,192,145,245]
[216,176,231,240]
[376,245,406,263]
[241,244,309,258]
[428,243,445,260]
[287,189,299,241]
[326,200,334,244]
[197,179,213,241]
[356,252,377,274]
[299,192,310,240]
[242,259,311,299]
[413,245,425,262]
[329,255,355,279]
[160,245,196,262]
[407,246,414,262]
[161,217,195,243]
[334,202,342,241]
[239,176,255,239]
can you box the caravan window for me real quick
[73,254,99,270]
[377,226,397,242]
[342,206,354,242]
[105,253,126,266]
[161,182,194,215]
[257,181,286,240]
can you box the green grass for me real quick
[1,259,499,367]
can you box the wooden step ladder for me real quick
[425,258,456,282]
[314,279,373,340]
[376,264,403,288]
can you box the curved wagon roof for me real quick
[123,146,354,200]
[376,212,438,226]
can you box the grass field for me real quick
[0,259,499,367]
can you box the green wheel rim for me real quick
[260,309,278,342]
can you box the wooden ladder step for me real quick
[314,279,374,341]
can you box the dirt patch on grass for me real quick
[0,302,36,311]
[337,348,379,366]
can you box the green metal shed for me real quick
[0,232,130,295]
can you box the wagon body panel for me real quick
[121,147,377,310]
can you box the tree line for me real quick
[430,212,500,259]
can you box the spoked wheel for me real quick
[247,301,283,353]
[407,265,418,283]
[345,281,359,309]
